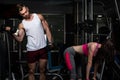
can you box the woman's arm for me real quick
[92,63,99,80]
[86,43,96,80]
[86,51,93,80]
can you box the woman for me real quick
[63,38,115,80]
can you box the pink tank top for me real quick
[82,44,88,56]
[82,43,99,56]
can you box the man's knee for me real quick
[29,69,34,74]
[40,67,46,73]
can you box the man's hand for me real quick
[47,42,55,51]
[0,24,19,36]
[0,24,11,32]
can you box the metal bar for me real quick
[12,19,16,51]
[82,0,85,22]
[64,15,66,44]
[5,32,12,80]
[85,0,88,20]
[85,32,88,43]
[114,0,120,21]
[89,0,93,20]
[99,60,105,80]
[90,32,93,42]
[76,2,79,44]
[96,22,99,34]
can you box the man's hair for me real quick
[16,3,26,12]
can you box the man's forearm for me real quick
[12,29,25,42]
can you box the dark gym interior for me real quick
[0,0,120,80]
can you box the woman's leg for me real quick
[76,54,82,80]
[64,47,76,80]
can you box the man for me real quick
[5,3,53,80]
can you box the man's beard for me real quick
[24,15,30,19]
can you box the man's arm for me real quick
[2,23,25,42]
[38,14,53,44]
[12,23,25,42]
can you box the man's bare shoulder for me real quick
[37,13,44,19]
[18,23,24,29]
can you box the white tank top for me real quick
[22,13,47,51]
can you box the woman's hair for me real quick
[94,38,115,64]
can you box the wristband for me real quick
[14,29,19,36]
[48,42,53,45]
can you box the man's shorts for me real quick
[27,47,48,63]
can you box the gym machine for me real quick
[75,0,120,80]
